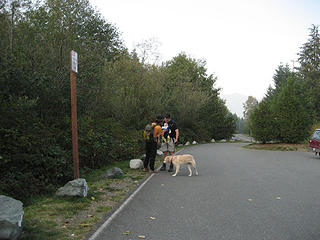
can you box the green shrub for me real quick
[78,117,142,169]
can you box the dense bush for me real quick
[0,96,72,199]
[78,118,142,169]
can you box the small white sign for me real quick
[71,50,78,73]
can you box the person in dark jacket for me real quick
[144,116,162,173]
[160,113,179,172]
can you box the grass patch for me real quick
[243,143,309,152]
[96,205,112,213]
[20,156,164,240]
[110,194,125,202]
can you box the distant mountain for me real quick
[220,93,248,118]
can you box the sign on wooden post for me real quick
[70,50,79,179]
[71,50,78,73]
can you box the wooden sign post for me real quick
[70,50,79,179]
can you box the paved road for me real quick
[86,143,320,240]
[233,134,255,142]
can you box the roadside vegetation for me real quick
[243,143,309,152]
[238,25,320,145]
[20,158,161,240]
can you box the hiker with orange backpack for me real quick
[143,115,162,173]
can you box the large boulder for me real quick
[56,178,89,197]
[192,141,197,145]
[0,195,24,240]
[185,141,190,146]
[130,159,143,169]
[211,139,215,143]
[101,167,123,179]
[0,221,21,240]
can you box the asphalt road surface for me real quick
[86,143,320,240]
[233,134,255,142]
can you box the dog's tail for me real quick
[191,156,199,176]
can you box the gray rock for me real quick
[220,139,227,142]
[211,139,216,143]
[102,167,123,179]
[130,159,143,169]
[157,150,163,156]
[0,220,21,240]
[192,141,197,145]
[185,141,190,146]
[0,195,23,227]
[56,178,89,197]
[0,195,24,240]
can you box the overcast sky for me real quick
[90,0,319,100]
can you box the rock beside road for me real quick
[0,220,21,240]
[101,167,123,179]
[0,195,24,240]
[56,178,89,198]
[130,159,143,169]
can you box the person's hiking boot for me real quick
[168,164,174,172]
[160,163,166,171]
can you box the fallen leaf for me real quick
[276,197,281,200]
[248,198,253,202]
[138,235,146,239]
[150,217,156,220]
[161,184,164,186]
[91,196,95,201]
[88,214,93,218]
[123,230,130,235]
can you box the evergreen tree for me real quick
[273,64,293,93]
[272,77,311,143]
[298,24,320,120]
[250,99,278,143]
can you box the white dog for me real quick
[164,154,199,177]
